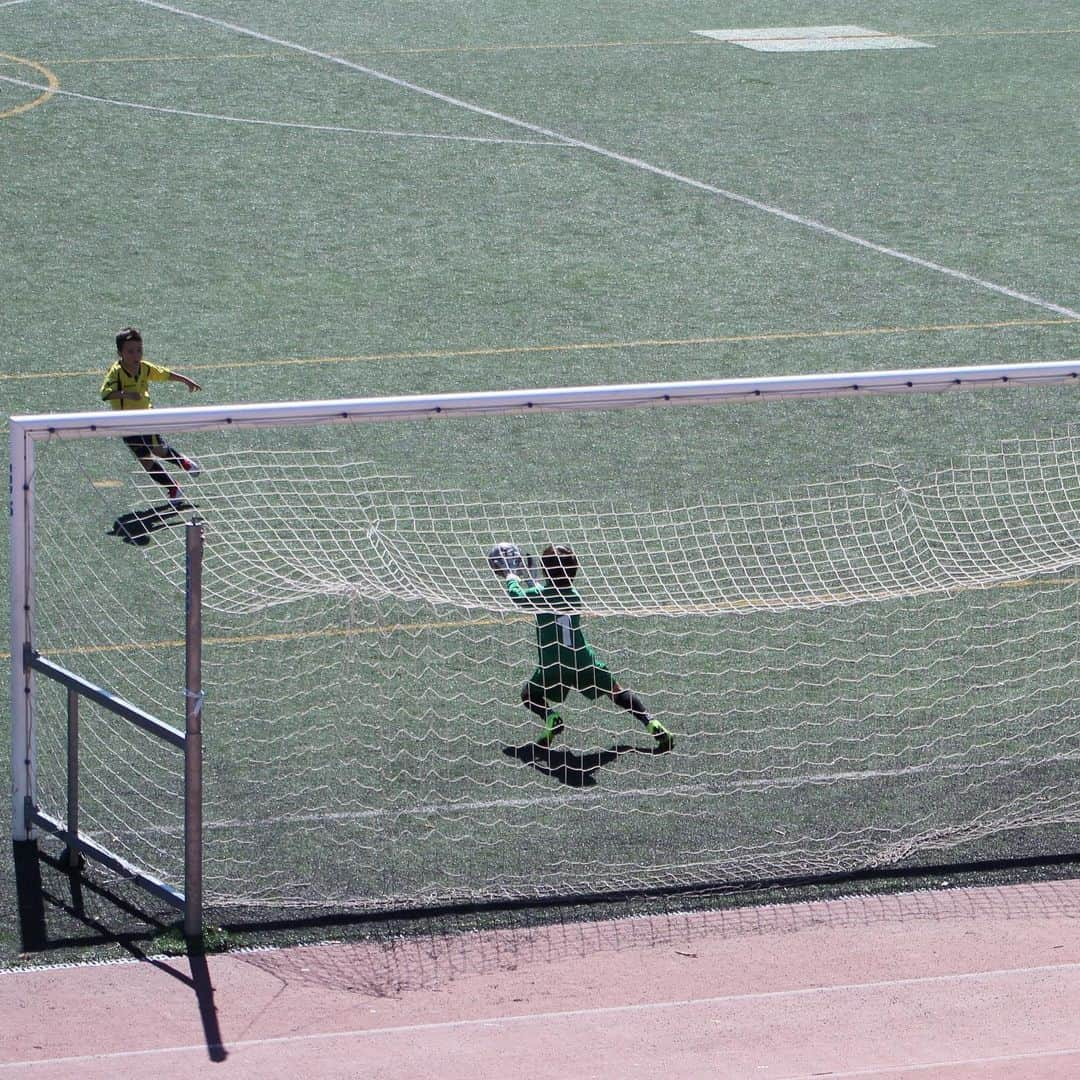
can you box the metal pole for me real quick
[183,520,204,939]
[65,687,81,869]
[10,424,35,841]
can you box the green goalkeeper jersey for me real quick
[504,574,595,672]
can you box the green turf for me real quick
[1,0,1077,965]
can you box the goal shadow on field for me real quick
[11,841,228,1061]
[232,877,1080,1000]
[501,742,648,786]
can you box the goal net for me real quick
[12,366,1080,912]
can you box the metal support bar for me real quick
[29,807,185,910]
[65,687,80,869]
[183,520,204,939]
[28,653,185,749]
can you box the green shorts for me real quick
[527,658,618,704]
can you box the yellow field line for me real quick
[1,28,1076,66]
[0,51,273,67]
[993,577,1080,590]
[1,616,513,661]
[919,27,1080,39]
[6,576,1076,661]
[0,52,58,119]
[0,320,1072,384]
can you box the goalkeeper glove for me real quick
[488,542,527,577]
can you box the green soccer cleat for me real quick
[648,720,674,754]
[534,713,565,748]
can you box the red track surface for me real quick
[2,878,1078,1078]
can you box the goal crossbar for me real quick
[10,359,1080,441]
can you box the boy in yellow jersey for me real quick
[489,542,674,752]
[101,327,202,508]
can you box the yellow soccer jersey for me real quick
[100,360,172,410]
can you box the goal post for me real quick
[10,359,1080,914]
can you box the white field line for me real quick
[133,0,1080,320]
[0,0,34,8]
[2,963,1079,1070]
[98,750,1079,837]
[0,74,564,145]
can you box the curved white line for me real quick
[132,0,1080,320]
[0,74,567,146]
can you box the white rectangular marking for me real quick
[695,26,932,52]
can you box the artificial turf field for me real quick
[1,1,1077,963]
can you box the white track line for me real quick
[132,0,1080,320]
[776,1048,1080,1080]
[2,961,1078,1069]
[0,74,564,145]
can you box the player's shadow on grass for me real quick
[107,503,189,547]
[501,742,643,787]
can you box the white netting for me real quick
[129,428,1080,617]
[22,410,1080,911]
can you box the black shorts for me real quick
[122,433,170,459]
[525,658,618,705]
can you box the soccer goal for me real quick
[10,361,1080,918]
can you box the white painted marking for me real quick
[0,74,564,145]
[128,0,1079,320]
[696,26,932,52]
[703,26,884,42]
[2,962,1078,1069]
[734,35,930,53]
[98,750,1079,840]
[0,0,35,9]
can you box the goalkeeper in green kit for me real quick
[489,542,674,752]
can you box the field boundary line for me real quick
[0,74,566,145]
[2,961,1078,1069]
[0,320,1072,383]
[94,749,1077,840]
[132,0,1079,319]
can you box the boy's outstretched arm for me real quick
[503,573,546,606]
[169,372,202,392]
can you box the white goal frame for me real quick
[10,359,1080,907]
